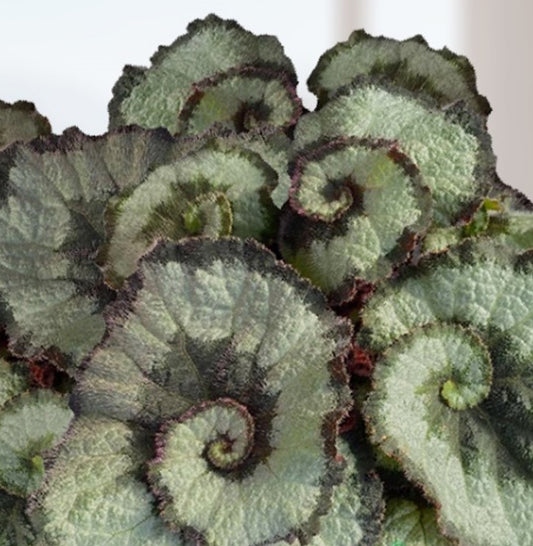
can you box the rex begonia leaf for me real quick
[102,136,279,286]
[0,126,174,369]
[183,128,292,210]
[29,417,180,546]
[175,65,301,136]
[0,490,35,546]
[0,390,73,497]
[0,100,51,151]
[279,137,431,296]
[70,237,353,545]
[294,80,495,227]
[267,437,383,546]
[229,437,383,546]
[359,241,533,545]
[379,499,455,546]
[108,14,297,135]
[308,30,490,116]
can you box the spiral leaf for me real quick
[176,65,302,135]
[108,14,297,135]
[295,80,495,227]
[279,137,431,295]
[0,127,174,369]
[203,129,292,210]
[360,241,533,545]
[102,137,279,285]
[0,100,51,151]
[68,238,354,545]
[308,30,490,116]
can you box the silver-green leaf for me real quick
[108,14,297,135]
[361,242,533,545]
[70,237,353,545]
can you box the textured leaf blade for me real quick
[0,100,51,151]
[0,490,35,546]
[103,138,279,285]
[304,438,383,546]
[423,186,533,254]
[75,238,352,545]
[295,81,495,227]
[176,65,301,135]
[279,138,431,296]
[0,390,73,497]
[0,359,29,408]
[108,14,296,134]
[29,417,180,546]
[308,30,490,116]
[379,499,455,546]
[0,127,174,369]
[360,242,533,545]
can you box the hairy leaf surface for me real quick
[279,137,431,295]
[30,417,180,546]
[360,242,533,545]
[108,14,296,135]
[379,499,455,546]
[295,81,494,226]
[0,490,35,546]
[0,127,174,369]
[308,30,490,116]
[176,66,301,135]
[103,137,279,285]
[0,390,72,497]
[71,238,354,545]
[0,359,29,408]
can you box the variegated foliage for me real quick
[0,14,532,546]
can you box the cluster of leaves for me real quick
[1,14,533,545]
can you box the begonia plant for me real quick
[1,14,532,545]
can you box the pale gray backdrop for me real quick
[2,0,531,197]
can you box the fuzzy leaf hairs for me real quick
[0,13,532,546]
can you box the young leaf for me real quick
[295,80,495,227]
[308,30,490,116]
[108,14,297,135]
[360,241,533,545]
[102,136,280,285]
[72,238,353,545]
[423,183,533,254]
[279,137,431,296]
[0,127,174,370]
[0,100,51,151]
[0,390,73,497]
[379,499,456,546]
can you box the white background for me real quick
[2,0,531,198]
